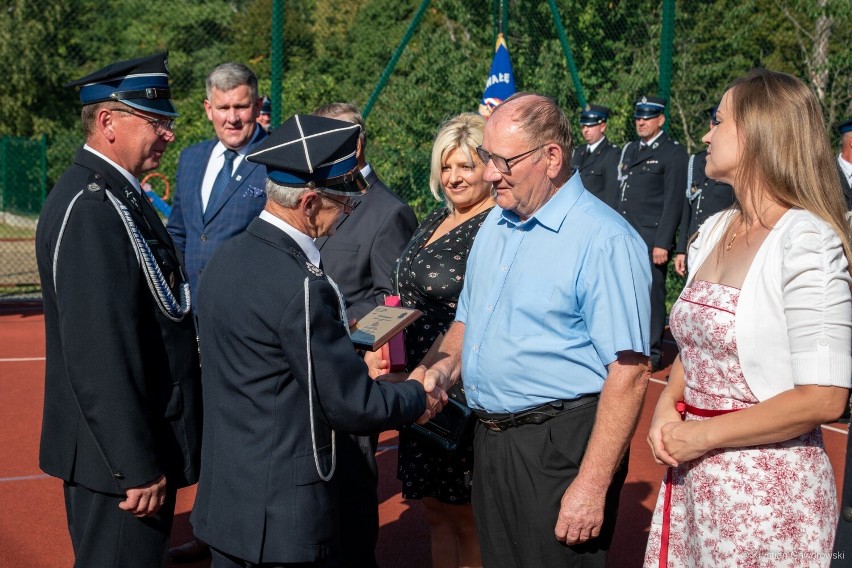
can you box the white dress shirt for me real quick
[258,210,322,267]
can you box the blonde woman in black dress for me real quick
[369,113,494,567]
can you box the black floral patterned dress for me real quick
[394,206,491,503]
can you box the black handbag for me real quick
[404,397,475,453]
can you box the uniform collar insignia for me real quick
[124,188,140,210]
[87,182,101,192]
[306,262,323,276]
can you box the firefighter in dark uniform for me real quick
[674,108,736,277]
[35,52,202,568]
[836,117,852,209]
[190,115,444,567]
[571,104,620,208]
[616,95,687,369]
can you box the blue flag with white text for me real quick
[479,34,516,118]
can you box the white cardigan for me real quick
[686,208,852,401]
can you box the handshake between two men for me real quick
[364,327,461,426]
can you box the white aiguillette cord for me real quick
[303,274,349,481]
[53,189,191,322]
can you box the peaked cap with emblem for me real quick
[247,114,366,196]
[579,104,611,126]
[838,117,852,135]
[634,95,666,119]
[65,52,177,117]
[260,96,272,116]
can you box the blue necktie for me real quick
[205,149,237,222]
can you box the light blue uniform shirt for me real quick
[455,173,651,413]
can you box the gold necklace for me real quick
[725,230,739,251]
[725,204,779,251]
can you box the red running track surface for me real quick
[0,309,846,567]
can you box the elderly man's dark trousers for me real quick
[64,480,176,568]
[332,433,379,568]
[471,400,628,568]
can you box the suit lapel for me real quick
[192,141,217,221]
[75,148,180,264]
[203,129,268,225]
[629,132,667,168]
[75,150,150,228]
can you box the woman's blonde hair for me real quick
[429,113,490,212]
[726,68,852,264]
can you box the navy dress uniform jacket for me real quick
[35,148,202,494]
[191,217,426,564]
[675,151,735,254]
[167,129,269,307]
[315,169,417,321]
[616,131,688,251]
[571,138,621,208]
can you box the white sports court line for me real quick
[0,474,50,483]
[0,357,45,362]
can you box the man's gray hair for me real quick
[206,62,258,100]
[312,102,366,145]
[265,178,310,208]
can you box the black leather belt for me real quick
[474,394,600,432]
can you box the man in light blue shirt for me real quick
[420,93,652,567]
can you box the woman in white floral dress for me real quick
[644,69,852,568]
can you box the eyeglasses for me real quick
[113,109,175,135]
[475,144,545,174]
[320,192,358,211]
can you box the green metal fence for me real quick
[0,136,44,296]
[0,136,46,216]
[1,0,851,301]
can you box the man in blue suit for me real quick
[166,62,267,563]
[167,62,268,310]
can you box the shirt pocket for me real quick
[506,283,560,337]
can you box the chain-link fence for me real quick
[1,0,851,301]
[0,136,44,296]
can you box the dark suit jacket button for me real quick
[200,234,207,241]
[114,472,125,480]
